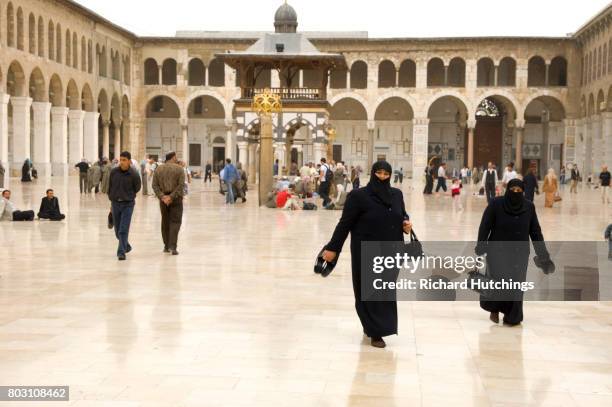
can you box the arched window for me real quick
[28,13,35,54]
[98,45,107,77]
[81,37,86,71]
[329,67,347,89]
[6,3,15,48]
[549,56,567,86]
[427,58,444,87]
[87,40,93,74]
[603,43,608,77]
[161,58,177,85]
[498,57,516,86]
[349,60,367,89]
[123,56,131,85]
[47,20,54,60]
[72,32,78,69]
[477,58,494,86]
[208,58,225,87]
[398,59,416,87]
[378,60,396,88]
[16,7,24,50]
[527,56,546,86]
[65,29,71,66]
[37,17,44,58]
[188,58,206,86]
[143,58,159,85]
[55,23,61,63]
[447,57,465,87]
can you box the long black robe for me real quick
[423,167,434,194]
[325,185,408,338]
[523,173,538,202]
[21,162,32,182]
[38,197,65,221]
[477,197,548,324]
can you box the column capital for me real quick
[224,118,237,128]
[0,93,10,104]
[563,118,577,126]
[179,118,188,128]
[68,109,85,119]
[601,112,612,120]
[412,117,430,126]
[51,106,70,116]
[514,119,525,129]
[367,120,376,130]
[466,119,477,129]
[237,141,249,148]
[102,119,110,128]
[31,101,52,112]
[9,96,33,108]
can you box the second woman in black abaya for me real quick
[322,161,412,348]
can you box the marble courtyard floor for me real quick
[1,176,611,407]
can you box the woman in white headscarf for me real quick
[542,168,558,208]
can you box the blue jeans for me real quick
[225,181,235,204]
[111,201,134,256]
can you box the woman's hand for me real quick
[403,220,412,234]
[322,250,337,262]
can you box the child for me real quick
[451,178,463,210]
[605,223,612,260]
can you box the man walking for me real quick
[435,162,448,193]
[75,158,90,194]
[221,158,239,204]
[483,162,498,204]
[600,165,610,204]
[570,164,580,194]
[107,151,141,261]
[152,152,185,255]
[319,158,332,207]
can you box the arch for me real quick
[188,58,206,86]
[55,22,62,63]
[498,57,516,86]
[187,94,226,119]
[378,59,396,88]
[7,60,26,96]
[349,60,367,89]
[477,57,494,87]
[110,92,121,124]
[28,12,35,54]
[208,58,225,87]
[65,79,79,109]
[330,66,347,89]
[476,91,519,122]
[81,83,94,111]
[97,89,109,119]
[47,20,54,60]
[374,96,414,121]
[185,89,229,119]
[596,89,605,114]
[523,95,566,122]
[143,58,158,85]
[398,59,416,88]
[48,74,63,106]
[549,56,567,86]
[16,7,23,50]
[448,57,465,87]
[427,94,469,120]
[527,56,546,86]
[37,16,44,58]
[28,67,46,101]
[161,58,177,85]
[145,94,181,118]
[330,97,368,120]
[7,3,15,48]
[65,29,71,66]
[427,57,444,87]
[329,92,371,118]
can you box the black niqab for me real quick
[503,178,527,215]
[367,160,393,207]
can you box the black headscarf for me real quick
[367,160,393,207]
[503,178,527,215]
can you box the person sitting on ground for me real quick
[326,184,348,210]
[37,189,65,221]
[265,189,278,208]
[279,184,301,210]
[0,190,35,221]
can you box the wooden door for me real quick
[474,118,502,169]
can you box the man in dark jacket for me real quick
[107,151,141,260]
[37,189,65,221]
[152,152,185,255]
[75,159,89,194]
[599,165,610,204]
[483,162,498,204]
[523,167,539,202]
[570,164,580,194]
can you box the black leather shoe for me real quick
[118,254,126,261]
[489,312,499,324]
[163,247,170,253]
[371,337,386,348]
[171,250,179,255]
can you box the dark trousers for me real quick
[435,177,447,192]
[79,173,87,193]
[160,198,183,250]
[38,212,65,221]
[319,181,331,206]
[485,185,496,204]
[111,201,134,256]
[13,210,35,221]
[204,172,212,183]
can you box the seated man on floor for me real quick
[277,184,301,210]
[37,189,66,221]
[0,190,35,221]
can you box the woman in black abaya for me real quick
[21,159,32,182]
[322,161,412,348]
[476,178,552,326]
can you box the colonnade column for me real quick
[113,121,121,160]
[515,120,525,173]
[562,118,577,167]
[237,141,248,167]
[10,97,33,175]
[225,119,236,163]
[259,114,274,206]
[603,113,612,168]
[180,118,188,165]
[467,119,476,169]
[51,106,69,176]
[68,110,85,166]
[31,101,52,177]
[494,65,499,86]
[367,120,375,171]
[411,117,429,182]
[248,143,257,184]
[0,93,10,186]
[101,119,110,159]
[83,112,100,163]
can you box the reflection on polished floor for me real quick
[1,176,611,407]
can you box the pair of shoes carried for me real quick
[371,337,386,348]
[489,312,500,324]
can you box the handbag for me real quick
[107,211,113,229]
[466,265,495,299]
[404,229,424,259]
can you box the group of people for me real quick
[0,188,65,222]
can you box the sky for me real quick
[76,0,610,38]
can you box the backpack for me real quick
[303,202,317,210]
[323,164,333,182]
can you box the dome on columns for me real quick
[274,2,298,33]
